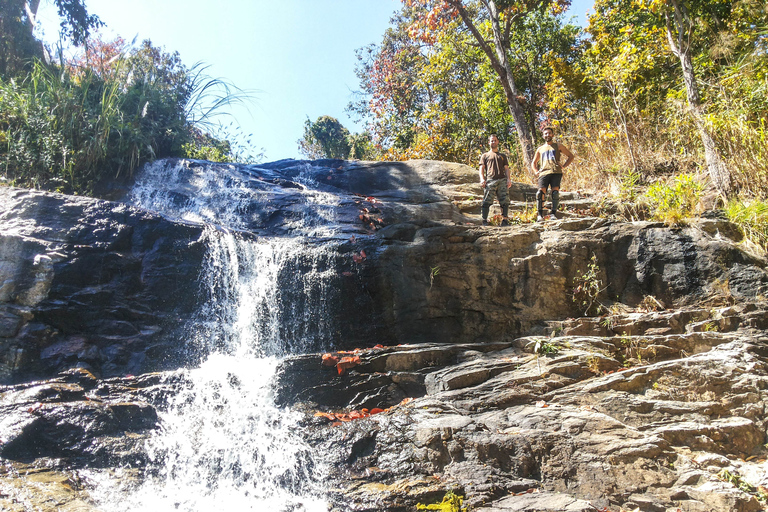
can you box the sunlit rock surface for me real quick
[1,157,768,511]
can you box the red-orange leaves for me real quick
[321,353,339,366]
[337,355,362,375]
[313,397,414,425]
[352,250,367,263]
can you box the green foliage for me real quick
[347,131,378,160]
[644,174,704,225]
[298,115,351,159]
[182,142,229,163]
[416,491,465,512]
[718,468,757,494]
[351,4,580,168]
[725,198,768,250]
[0,0,102,77]
[0,37,253,195]
[534,339,560,355]
[572,253,607,316]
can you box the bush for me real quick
[644,174,704,225]
[0,37,252,195]
[725,198,768,250]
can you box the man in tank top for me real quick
[531,125,574,221]
[479,134,512,226]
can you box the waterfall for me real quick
[86,159,339,511]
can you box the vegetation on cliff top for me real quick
[345,0,767,201]
[0,3,255,195]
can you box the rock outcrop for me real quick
[288,302,768,512]
[1,157,768,511]
[2,159,765,382]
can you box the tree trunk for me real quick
[447,0,536,172]
[666,0,732,197]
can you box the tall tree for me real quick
[0,0,101,76]
[656,0,731,196]
[404,0,570,170]
[634,0,736,196]
[298,116,351,160]
[352,4,578,166]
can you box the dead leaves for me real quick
[355,195,384,231]
[321,353,361,375]
[321,345,385,375]
[337,356,362,375]
[314,397,415,426]
[352,250,367,263]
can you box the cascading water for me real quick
[86,159,343,511]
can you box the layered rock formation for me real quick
[2,159,764,382]
[1,157,767,511]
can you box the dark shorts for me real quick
[538,173,562,190]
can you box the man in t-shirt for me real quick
[479,134,512,226]
[531,125,574,221]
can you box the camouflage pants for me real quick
[482,178,510,208]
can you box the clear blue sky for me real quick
[37,0,594,162]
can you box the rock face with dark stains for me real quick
[0,187,209,383]
[287,302,768,512]
[2,303,768,512]
[2,159,766,383]
[1,157,768,511]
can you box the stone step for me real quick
[544,302,767,338]
[454,197,597,217]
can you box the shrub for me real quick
[725,198,768,250]
[644,174,704,225]
[0,37,253,195]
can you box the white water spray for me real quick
[87,160,340,511]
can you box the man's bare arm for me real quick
[560,145,575,170]
[531,150,541,174]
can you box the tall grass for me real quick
[725,199,768,250]
[0,39,257,195]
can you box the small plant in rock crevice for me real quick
[572,253,607,316]
[533,339,560,356]
[586,355,602,374]
[429,266,440,289]
[416,490,466,512]
[717,468,765,499]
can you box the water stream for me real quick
[87,160,340,511]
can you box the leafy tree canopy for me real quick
[298,116,352,160]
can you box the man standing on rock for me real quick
[531,125,574,221]
[479,134,512,226]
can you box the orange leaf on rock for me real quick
[337,355,362,375]
[321,353,339,367]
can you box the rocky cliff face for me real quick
[2,159,764,383]
[1,158,767,511]
[0,187,209,383]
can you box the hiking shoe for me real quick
[501,219,510,227]
[549,212,559,220]
[482,219,489,226]
[536,214,544,222]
